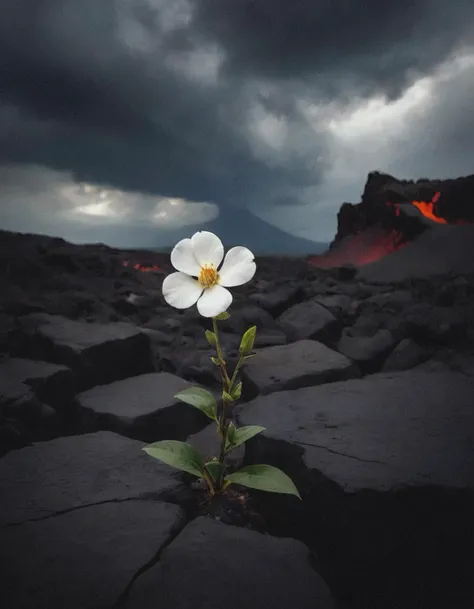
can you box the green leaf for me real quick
[239,326,257,355]
[174,387,217,421]
[143,441,205,478]
[226,421,237,447]
[225,464,301,499]
[222,390,234,403]
[231,382,242,400]
[244,353,256,360]
[210,356,220,367]
[225,425,265,451]
[205,460,223,483]
[205,330,217,348]
[215,311,230,321]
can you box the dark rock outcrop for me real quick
[334,171,474,246]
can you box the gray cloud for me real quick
[192,0,474,98]
[0,0,473,247]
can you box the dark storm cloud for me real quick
[0,0,329,210]
[0,0,473,236]
[193,0,474,99]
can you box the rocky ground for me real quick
[0,228,473,609]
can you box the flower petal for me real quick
[191,231,224,268]
[170,238,201,276]
[196,285,233,318]
[218,246,256,287]
[162,272,203,309]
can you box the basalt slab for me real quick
[11,313,154,390]
[77,372,208,442]
[277,299,341,343]
[124,516,336,609]
[0,357,74,411]
[242,339,360,398]
[0,500,184,609]
[336,328,397,373]
[0,431,182,526]
[238,370,474,492]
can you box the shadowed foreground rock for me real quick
[238,370,474,492]
[0,432,182,526]
[124,516,336,609]
[0,501,184,609]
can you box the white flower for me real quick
[162,231,256,318]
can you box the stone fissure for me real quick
[294,439,390,466]
[111,514,190,609]
[1,494,162,529]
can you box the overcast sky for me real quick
[0,0,473,249]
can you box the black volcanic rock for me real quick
[125,517,336,609]
[1,217,474,609]
[333,170,474,246]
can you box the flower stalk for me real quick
[142,231,301,500]
[212,316,235,489]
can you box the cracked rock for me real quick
[0,357,74,411]
[11,313,154,390]
[0,500,184,609]
[0,431,183,526]
[242,339,360,397]
[337,328,396,373]
[382,338,431,372]
[277,299,341,342]
[77,372,208,441]
[238,370,474,492]
[124,516,336,609]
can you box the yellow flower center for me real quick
[198,264,219,289]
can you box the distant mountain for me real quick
[33,207,328,255]
[201,208,328,255]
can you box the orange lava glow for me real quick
[121,260,163,272]
[386,191,446,223]
[411,191,446,224]
[307,228,406,268]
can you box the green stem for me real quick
[229,356,244,391]
[212,317,231,389]
[212,316,233,491]
[202,469,216,496]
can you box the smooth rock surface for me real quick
[0,431,182,526]
[77,372,206,440]
[337,328,396,372]
[249,284,302,316]
[0,500,184,609]
[13,313,154,390]
[277,299,341,342]
[238,371,474,492]
[125,516,336,609]
[242,339,360,397]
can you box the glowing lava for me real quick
[410,191,446,224]
[307,227,406,268]
[386,191,447,223]
[121,260,163,272]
